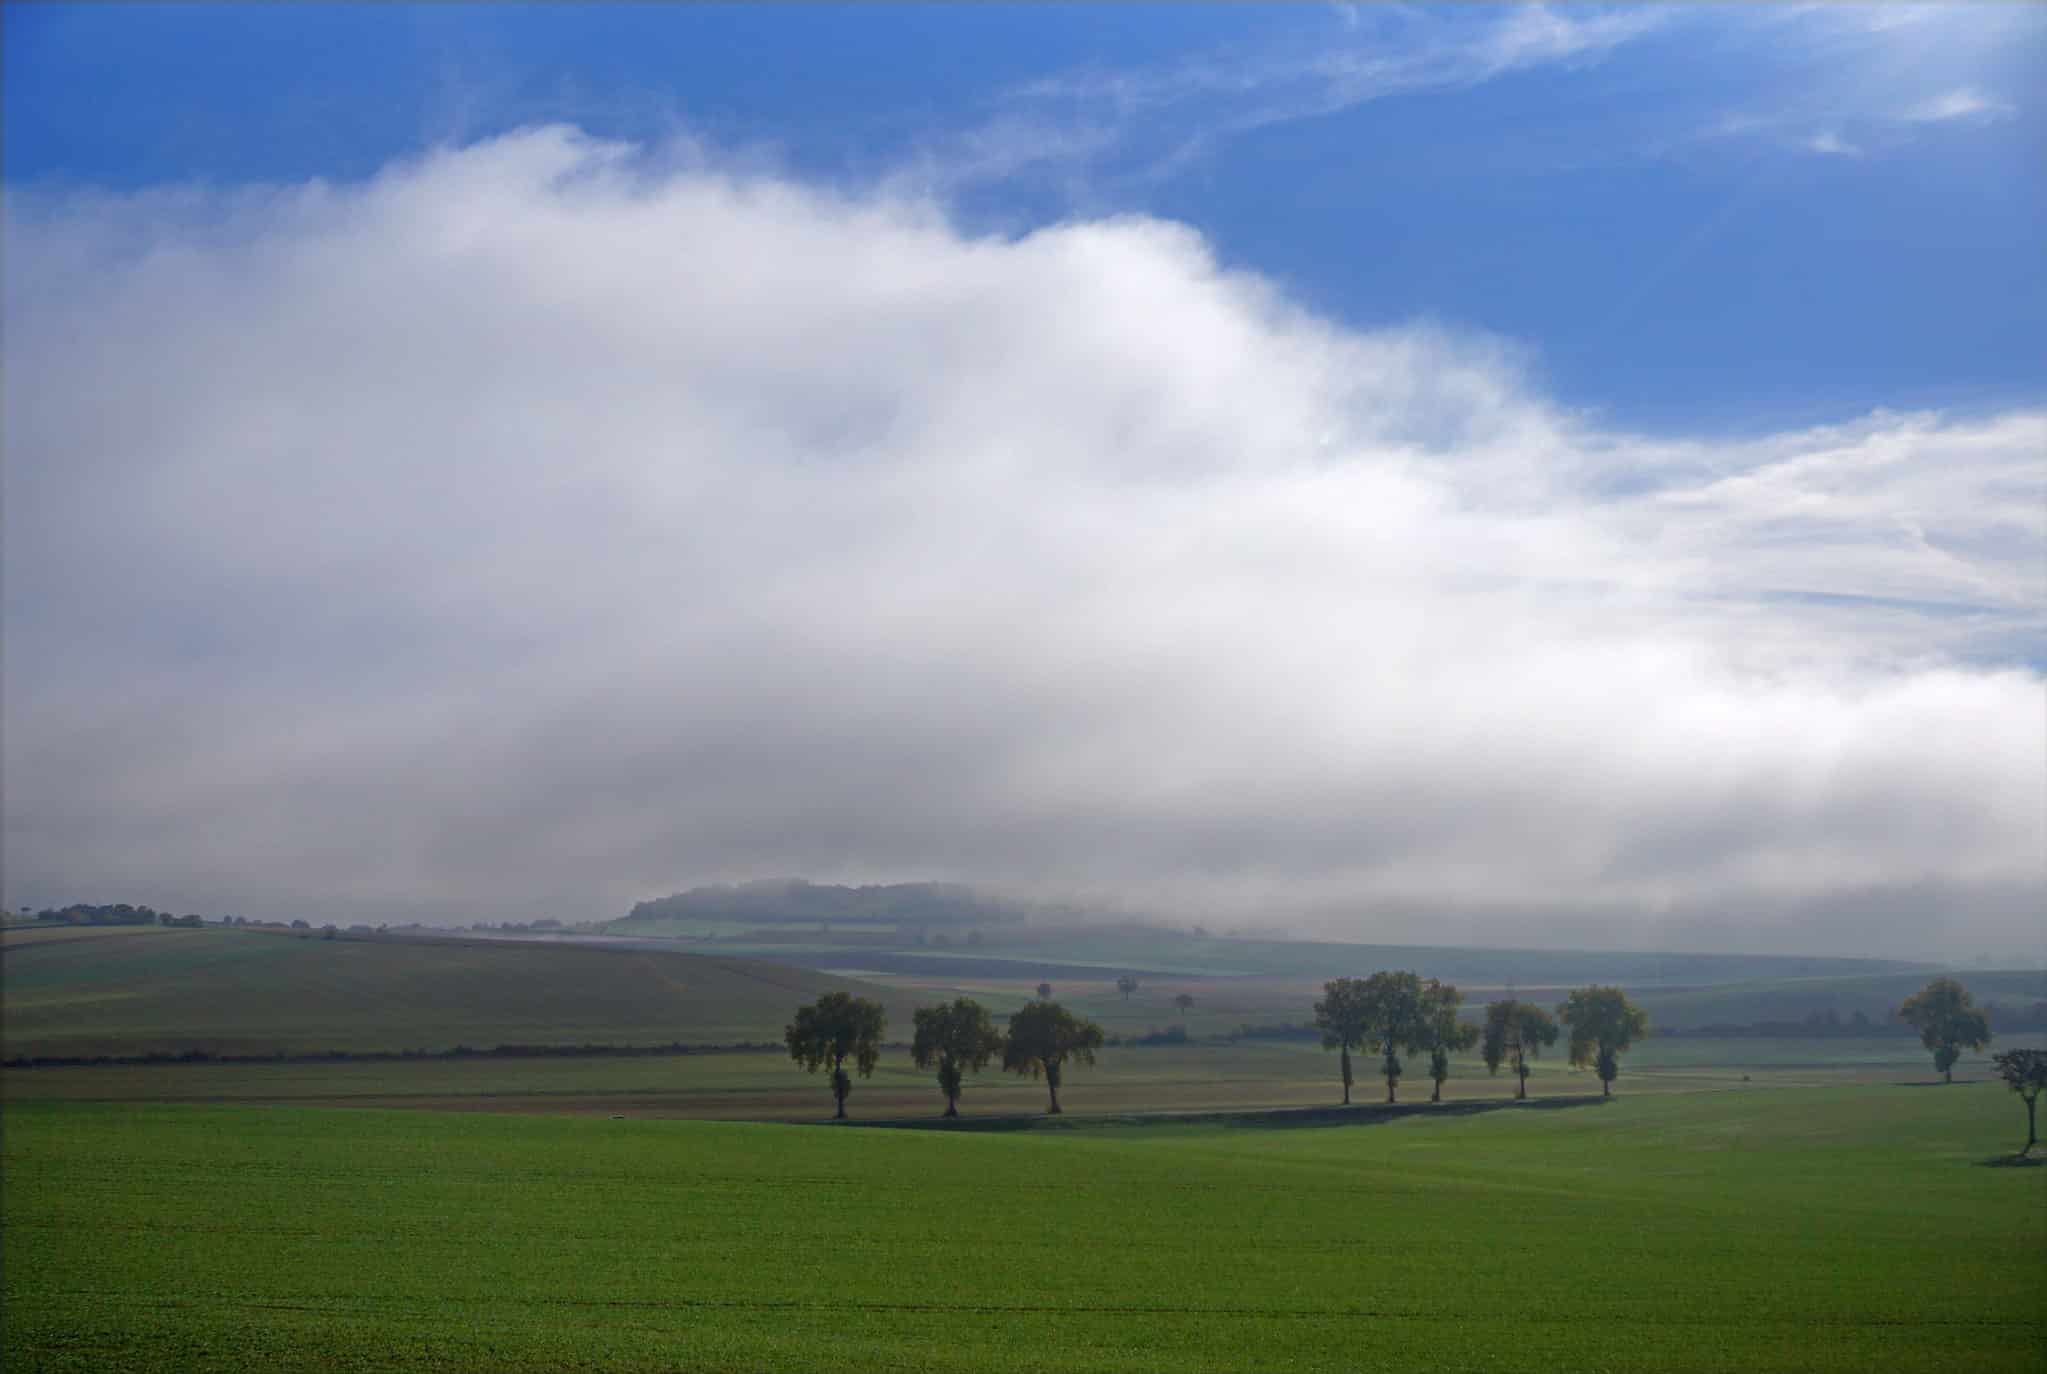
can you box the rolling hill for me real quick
[0,924,918,1059]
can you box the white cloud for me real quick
[1802,131,1862,158]
[4,129,2042,956]
[1897,86,2014,124]
[907,5,1664,194]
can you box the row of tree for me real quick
[789,973,2031,1122]
[1313,973,1650,1104]
[28,903,212,926]
[786,993,1107,1119]
[787,979,1649,1120]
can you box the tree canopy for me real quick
[1557,985,1649,1097]
[911,997,1004,1118]
[1002,1001,1104,1115]
[1483,999,1558,1101]
[1898,977,1992,1084]
[1991,1048,2047,1157]
[1353,970,1430,1104]
[1314,977,1371,1105]
[784,992,888,1120]
[1115,974,1139,1000]
[1417,979,1479,1103]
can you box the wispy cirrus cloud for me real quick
[1896,86,2014,124]
[893,5,1664,196]
[1679,6,2035,163]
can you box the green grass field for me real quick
[607,918,1927,984]
[0,926,921,1057]
[10,922,2036,1070]
[7,1034,2034,1122]
[5,1085,2041,1373]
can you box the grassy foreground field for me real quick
[6,1086,2042,1373]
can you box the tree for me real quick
[1355,970,1430,1103]
[1557,985,1649,1098]
[1173,992,1194,1017]
[785,992,888,1120]
[911,998,1004,1118]
[1314,978,1370,1106]
[1991,1049,2047,1157]
[1116,974,1139,1001]
[1002,1001,1104,1114]
[1036,982,1053,1001]
[1417,979,1479,1103]
[1898,976,1992,1083]
[1482,1000,1558,1101]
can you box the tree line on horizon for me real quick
[785,992,1106,1119]
[1312,973,1650,1104]
[788,972,2027,1122]
[784,977,1658,1119]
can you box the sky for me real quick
[4,4,2043,958]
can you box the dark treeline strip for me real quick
[26,903,208,927]
[1,1040,781,1070]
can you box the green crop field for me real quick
[8,1034,2035,1122]
[9,913,2040,1370]
[604,917,1927,985]
[5,1084,2042,1373]
[0,925,921,1058]
[12,921,2034,1066]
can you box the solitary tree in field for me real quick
[1174,992,1194,1017]
[1898,976,1992,1083]
[1356,970,1430,1104]
[911,997,1005,1118]
[1482,999,1558,1100]
[785,992,888,1120]
[1003,1001,1105,1114]
[1116,974,1140,1001]
[1037,982,1053,1001]
[1418,979,1479,1103]
[1557,985,1649,1098]
[1991,1049,2047,1157]
[1314,977,1371,1106]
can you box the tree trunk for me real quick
[1340,1046,1352,1105]
[1431,1080,1442,1103]
[1046,1061,1062,1114]
[1944,1066,1953,1084]
[1516,1060,1527,1101]
[1602,1076,1611,1098]
[944,1095,958,1118]
[1386,1077,1396,1104]
[2025,1095,2037,1156]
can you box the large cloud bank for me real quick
[5,129,2041,956]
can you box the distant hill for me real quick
[1633,968,2047,1032]
[617,879,1026,930]
[0,924,917,1059]
[595,908,1932,985]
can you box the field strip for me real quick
[8,1291,2042,1331]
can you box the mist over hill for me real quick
[622,880,1033,929]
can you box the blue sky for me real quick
[7,3,2042,433]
